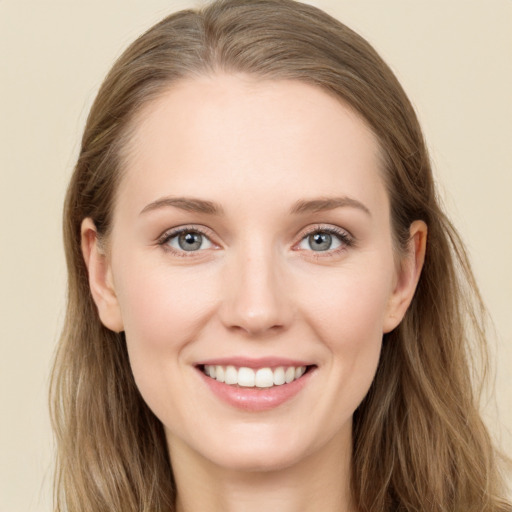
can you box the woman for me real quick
[50,0,511,510]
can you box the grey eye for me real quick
[308,232,333,251]
[178,232,202,251]
[298,231,343,252]
[168,231,213,252]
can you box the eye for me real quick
[297,227,352,253]
[161,228,214,253]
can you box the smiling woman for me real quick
[82,76,424,486]
[50,1,511,511]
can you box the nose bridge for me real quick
[220,236,292,336]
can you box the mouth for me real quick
[197,364,316,389]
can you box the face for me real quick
[83,74,423,473]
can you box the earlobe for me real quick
[383,220,427,333]
[81,218,124,333]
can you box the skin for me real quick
[82,74,426,512]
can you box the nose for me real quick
[218,243,294,337]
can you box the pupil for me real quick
[179,232,202,251]
[310,232,331,251]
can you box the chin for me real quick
[199,427,319,473]
[212,446,305,473]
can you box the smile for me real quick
[201,364,308,388]
[196,359,317,411]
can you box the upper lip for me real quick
[195,357,315,369]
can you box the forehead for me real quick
[116,74,386,217]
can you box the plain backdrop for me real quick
[1,1,511,510]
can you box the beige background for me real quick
[1,0,511,510]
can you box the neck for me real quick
[169,425,355,512]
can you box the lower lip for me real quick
[197,368,314,412]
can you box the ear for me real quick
[383,220,427,333]
[81,218,124,332]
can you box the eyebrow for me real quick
[140,197,224,216]
[139,195,371,217]
[290,196,371,216]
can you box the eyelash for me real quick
[157,225,214,257]
[157,224,354,258]
[298,225,354,258]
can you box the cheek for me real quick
[297,260,394,402]
[112,259,219,397]
[301,261,394,347]
[115,261,214,346]
[112,260,222,425]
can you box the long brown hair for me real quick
[50,0,511,510]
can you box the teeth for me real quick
[225,365,238,385]
[285,367,295,383]
[238,367,255,387]
[255,368,274,388]
[295,366,306,379]
[273,366,285,385]
[203,364,308,388]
